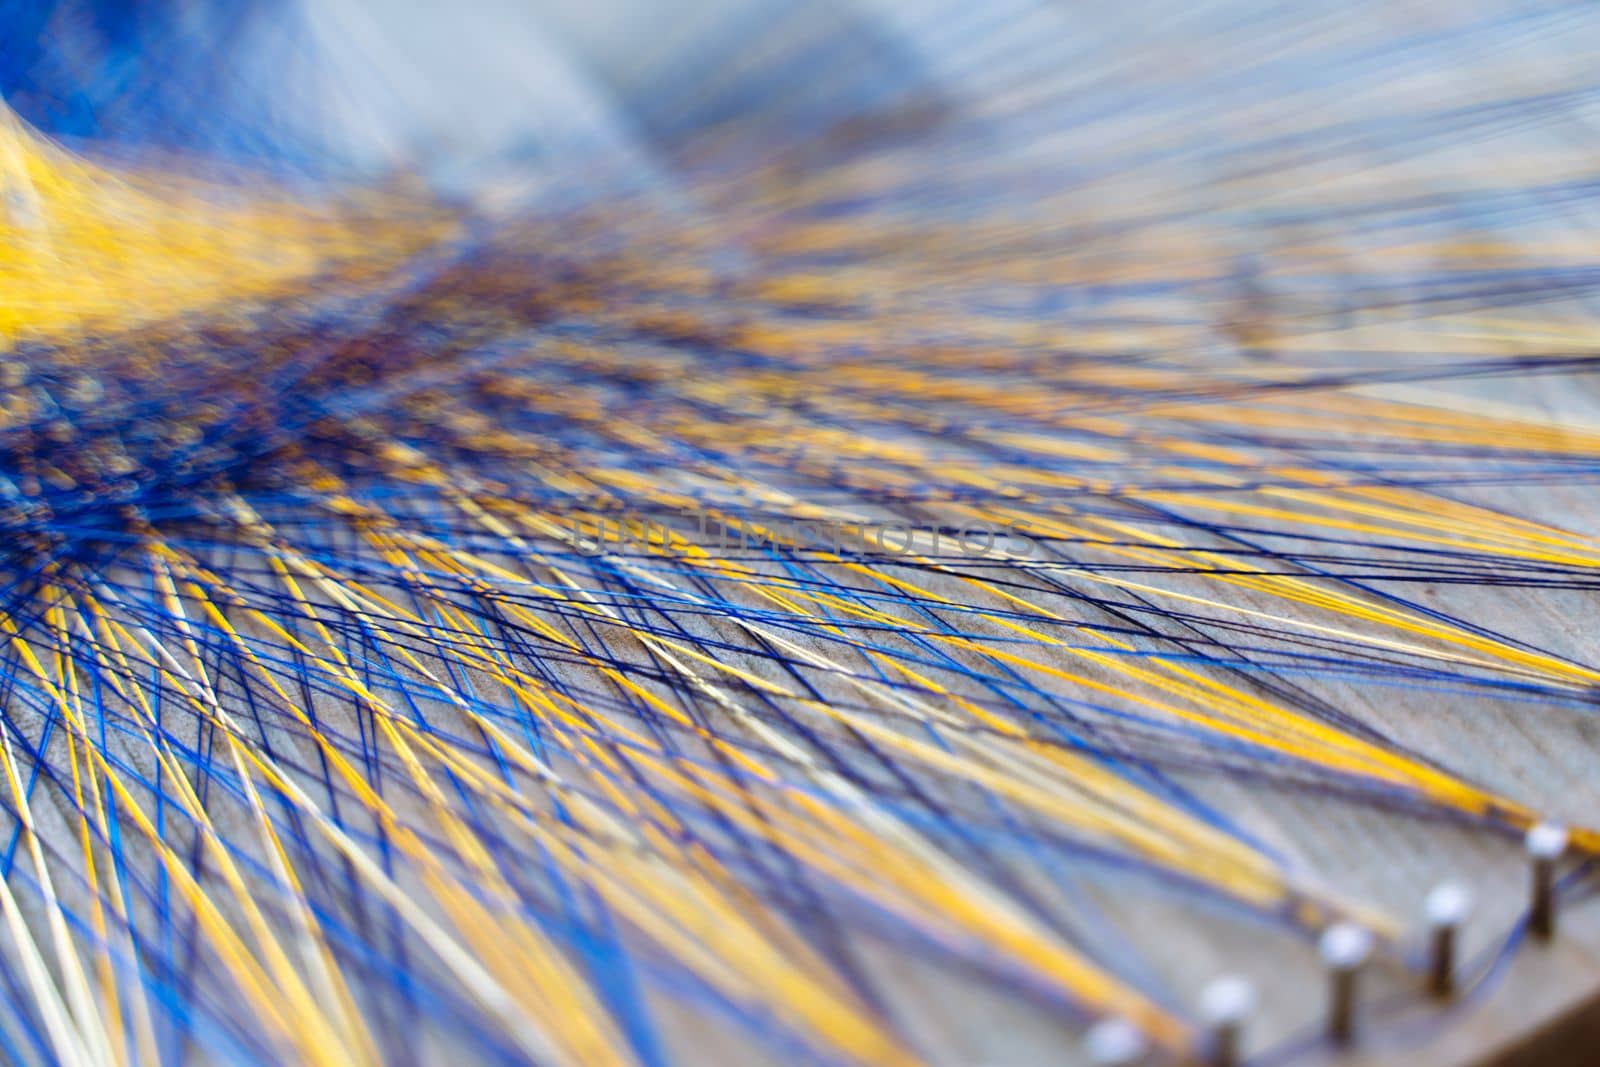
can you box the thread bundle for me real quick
[2,2,1600,1064]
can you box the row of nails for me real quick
[1082,822,1570,1066]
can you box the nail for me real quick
[1319,922,1373,1046]
[1085,1016,1148,1066]
[1526,823,1568,940]
[1424,882,1473,996]
[1199,975,1254,1067]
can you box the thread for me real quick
[0,3,1596,1065]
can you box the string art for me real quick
[2,1,1600,1064]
